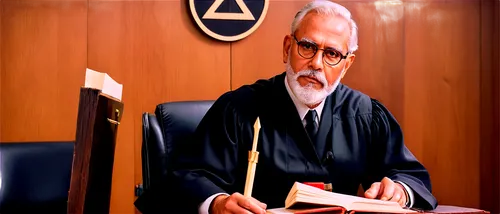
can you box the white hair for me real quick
[291,0,359,53]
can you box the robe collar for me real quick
[284,76,326,126]
[270,72,339,164]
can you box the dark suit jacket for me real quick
[169,72,438,213]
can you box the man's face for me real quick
[283,11,355,106]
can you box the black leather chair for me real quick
[0,141,74,214]
[135,100,214,214]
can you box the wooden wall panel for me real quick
[480,1,500,213]
[87,1,230,213]
[0,0,87,142]
[404,1,481,209]
[231,1,305,89]
[497,1,500,209]
[341,1,405,126]
[496,1,499,211]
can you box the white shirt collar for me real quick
[284,77,325,124]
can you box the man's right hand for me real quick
[209,193,267,214]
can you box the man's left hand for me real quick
[364,177,407,207]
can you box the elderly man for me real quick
[170,0,438,213]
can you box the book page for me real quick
[286,182,357,207]
[102,73,123,101]
[286,182,415,213]
[84,68,105,90]
[267,206,345,214]
[84,68,123,101]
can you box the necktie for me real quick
[305,110,318,141]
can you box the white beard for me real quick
[285,61,343,106]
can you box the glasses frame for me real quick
[293,35,349,66]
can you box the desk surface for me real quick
[423,205,489,214]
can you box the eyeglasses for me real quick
[293,35,349,66]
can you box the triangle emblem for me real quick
[202,0,255,20]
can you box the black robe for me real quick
[169,72,438,213]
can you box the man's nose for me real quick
[309,51,324,71]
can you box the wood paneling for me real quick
[496,1,499,211]
[1,0,87,141]
[497,1,500,209]
[341,1,405,125]
[404,1,481,208]
[87,1,230,213]
[231,1,305,89]
[480,1,500,213]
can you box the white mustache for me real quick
[295,70,329,87]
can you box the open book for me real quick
[84,68,123,101]
[267,182,416,214]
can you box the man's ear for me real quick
[340,54,355,79]
[283,35,292,63]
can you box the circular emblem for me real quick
[189,0,269,41]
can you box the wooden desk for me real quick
[354,205,489,214]
[423,205,489,214]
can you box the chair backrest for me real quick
[0,141,74,214]
[141,100,214,192]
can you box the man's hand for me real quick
[364,177,407,207]
[210,193,267,214]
